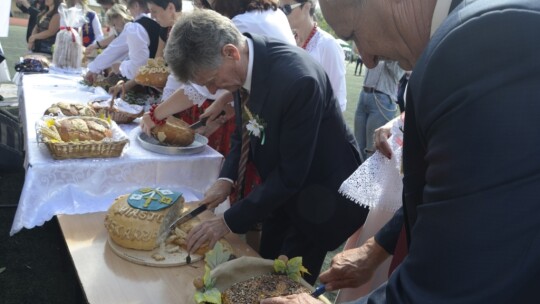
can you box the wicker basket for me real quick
[37,117,129,160]
[44,138,129,160]
[91,83,144,124]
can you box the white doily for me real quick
[339,119,404,212]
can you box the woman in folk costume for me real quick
[279,0,347,113]
[65,0,104,47]
[335,113,404,303]
[85,0,161,82]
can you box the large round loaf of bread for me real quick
[151,116,195,147]
[104,194,184,250]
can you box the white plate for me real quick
[137,131,208,155]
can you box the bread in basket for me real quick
[91,81,144,124]
[38,116,129,159]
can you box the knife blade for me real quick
[156,204,208,246]
[189,110,227,130]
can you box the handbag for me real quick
[33,39,54,54]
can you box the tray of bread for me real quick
[91,98,144,124]
[104,188,233,267]
[136,116,208,155]
[37,116,129,159]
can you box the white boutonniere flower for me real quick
[243,105,266,145]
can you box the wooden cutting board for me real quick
[107,236,203,267]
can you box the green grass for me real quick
[0,26,28,81]
[343,60,366,130]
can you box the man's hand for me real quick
[260,293,323,304]
[187,214,230,254]
[318,237,390,291]
[373,117,397,159]
[199,179,233,210]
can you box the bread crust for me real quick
[151,116,195,147]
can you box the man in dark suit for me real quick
[264,0,540,303]
[164,9,369,283]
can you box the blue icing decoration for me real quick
[127,187,182,211]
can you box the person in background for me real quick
[27,0,62,54]
[264,0,540,302]
[279,0,347,112]
[16,0,47,42]
[65,0,104,47]
[354,60,404,163]
[85,0,161,83]
[167,9,369,285]
[353,43,363,76]
[84,0,124,55]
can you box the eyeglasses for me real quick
[279,3,303,16]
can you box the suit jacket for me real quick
[385,0,540,302]
[221,33,368,250]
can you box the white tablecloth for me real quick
[10,73,224,235]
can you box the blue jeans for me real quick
[354,90,399,163]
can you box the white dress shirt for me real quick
[87,14,151,80]
[305,28,347,112]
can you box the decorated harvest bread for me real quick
[135,58,169,88]
[221,273,311,304]
[39,117,112,143]
[151,116,195,147]
[104,189,185,251]
[194,254,322,304]
[44,102,96,117]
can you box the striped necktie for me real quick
[235,88,250,200]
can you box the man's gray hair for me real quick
[164,10,244,83]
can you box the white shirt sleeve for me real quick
[87,25,130,73]
[317,34,347,112]
[119,22,150,79]
[91,12,104,42]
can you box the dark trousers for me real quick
[259,209,328,285]
[355,58,364,75]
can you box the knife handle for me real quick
[311,284,326,298]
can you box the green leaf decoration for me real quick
[272,256,311,282]
[194,291,206,303]
[299,265,310,276]
[288,272,302,283]
[203,265,215,289]
[287,257,302,276]
[194,288,222,304]
[273,259,287,274]
[202,288,222,304]
[205,242,231,270]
